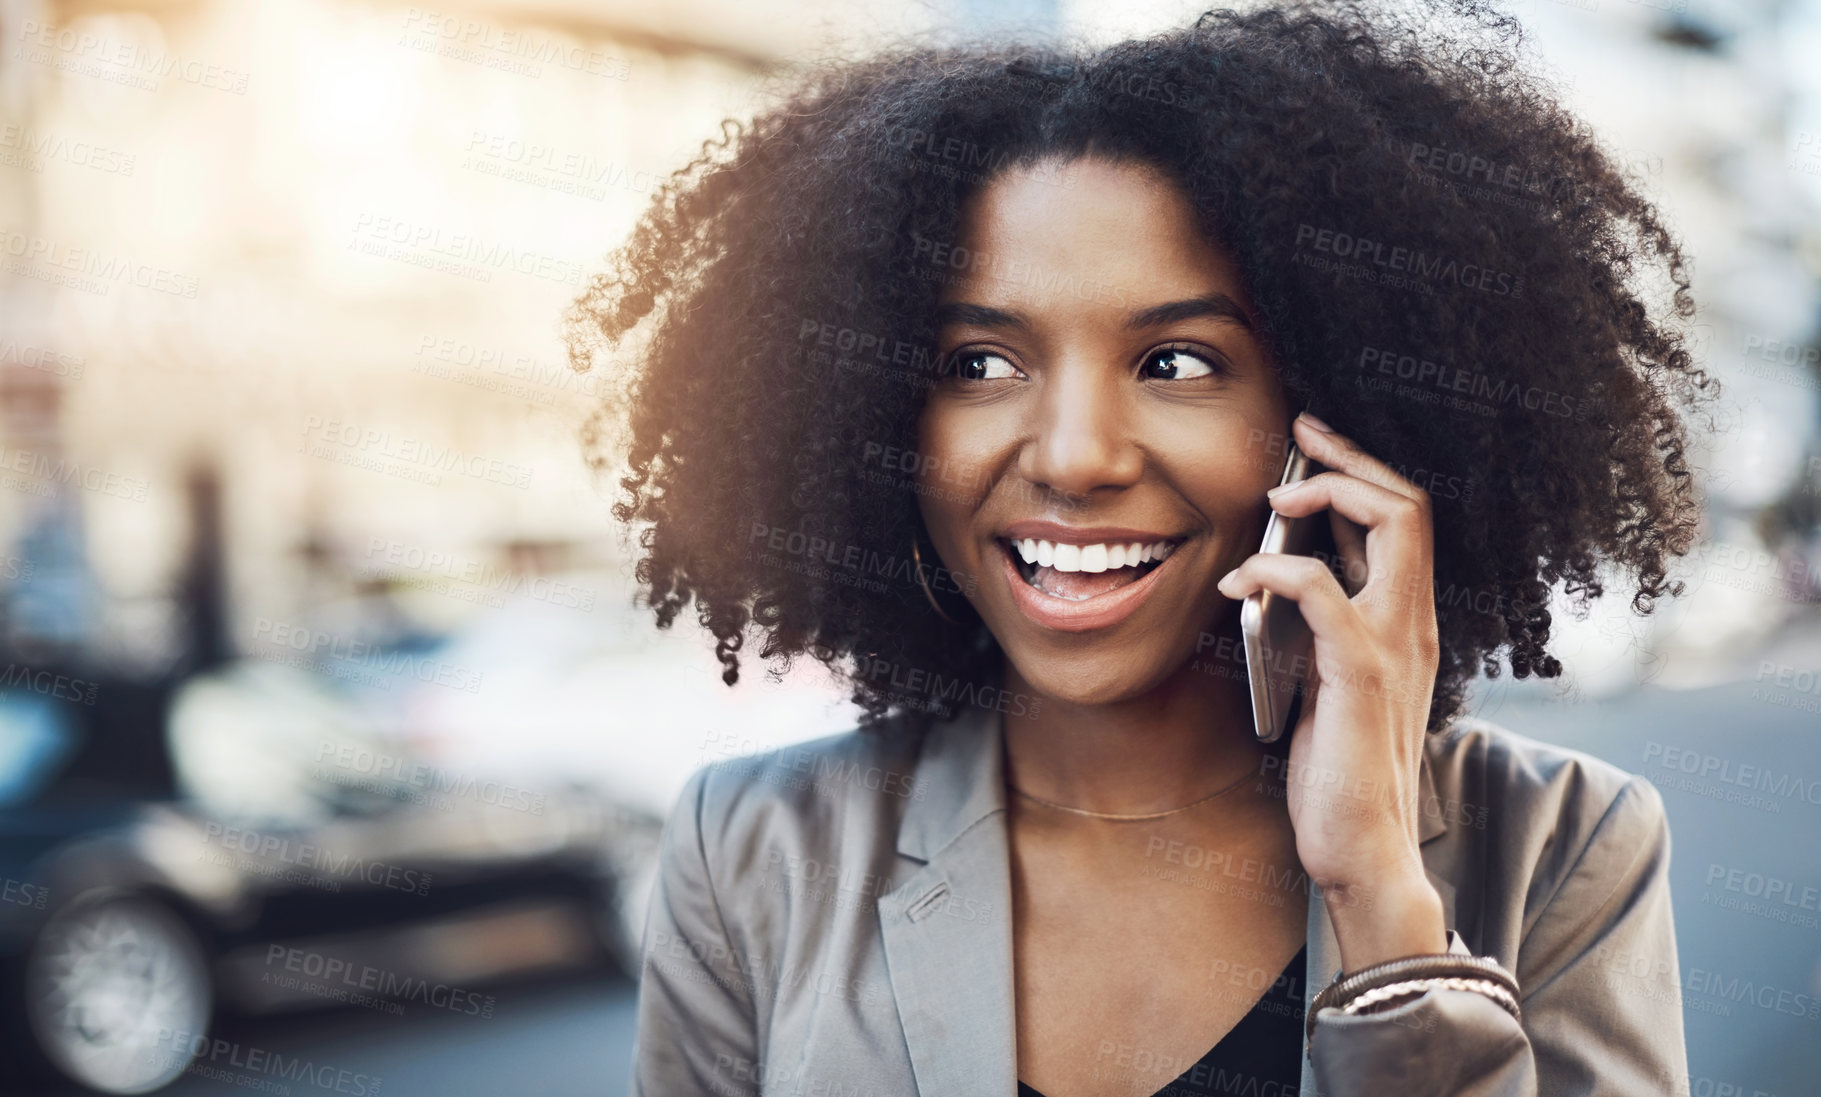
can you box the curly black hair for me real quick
[562,0,1712,736]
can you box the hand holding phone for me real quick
[1217,412,1446,969]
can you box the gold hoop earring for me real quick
[910,534,962,626]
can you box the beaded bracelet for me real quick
[1340,976,1523,1021]
[1304,952,1521,1053]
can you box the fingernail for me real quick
[1267,480,1304,498]
[1298,411,1334,432]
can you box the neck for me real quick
[999,616,1274,818]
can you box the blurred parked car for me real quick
[0,655,662,1095]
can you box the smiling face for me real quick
[916,155,1294,705]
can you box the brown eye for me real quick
[947,351,1021,381]
[1141,347,1219,380]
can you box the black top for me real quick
[1016,943,1307,1097]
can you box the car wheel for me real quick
[24,896,214,1095]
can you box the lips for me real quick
[1005,538,1170,600]
[1010,536,1177,575]
[993,523,1187,632]
[999,520,1182,546]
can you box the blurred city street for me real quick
[48,973,639,1097]
[27,673,1821,1097]
[3,0,1820,1094]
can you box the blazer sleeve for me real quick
[630,764,763,1097]
[1307,775,1688,1096]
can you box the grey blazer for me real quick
[631,700,1688,1096]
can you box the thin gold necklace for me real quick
[1009,765,1258,821]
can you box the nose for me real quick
[1016,361,1144,499]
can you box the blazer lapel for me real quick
[877,704,1457,1097]
[877,703,1016,1097]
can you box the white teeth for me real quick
[1010,537,1178,573]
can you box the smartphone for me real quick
[1241,439,1325,744]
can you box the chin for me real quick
[996,642,1195,711]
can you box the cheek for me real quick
[1224,398,1294,481]
[914,404,996,498]
[912,403,945,471]
[911,405,983,551]
[1165,420,1285,531]
[1200,471,1273,531]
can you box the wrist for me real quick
[1325,869,1446,972]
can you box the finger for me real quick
[1217,552,1370,649]
[1266,472,1434,620]
[1330,508,1369,596]
[1267,470,1430,548]
[1292,414,1428,506]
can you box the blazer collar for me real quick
[895,702,1005,862]
[877,702,1018,1097]
[877,703,1453,1097]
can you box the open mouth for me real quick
[998,536,1180,602]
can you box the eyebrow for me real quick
[1126,294,1256,333]
[932,293,1255,334]
[932,302,1029,331]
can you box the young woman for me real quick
[564,3,1706,1094]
